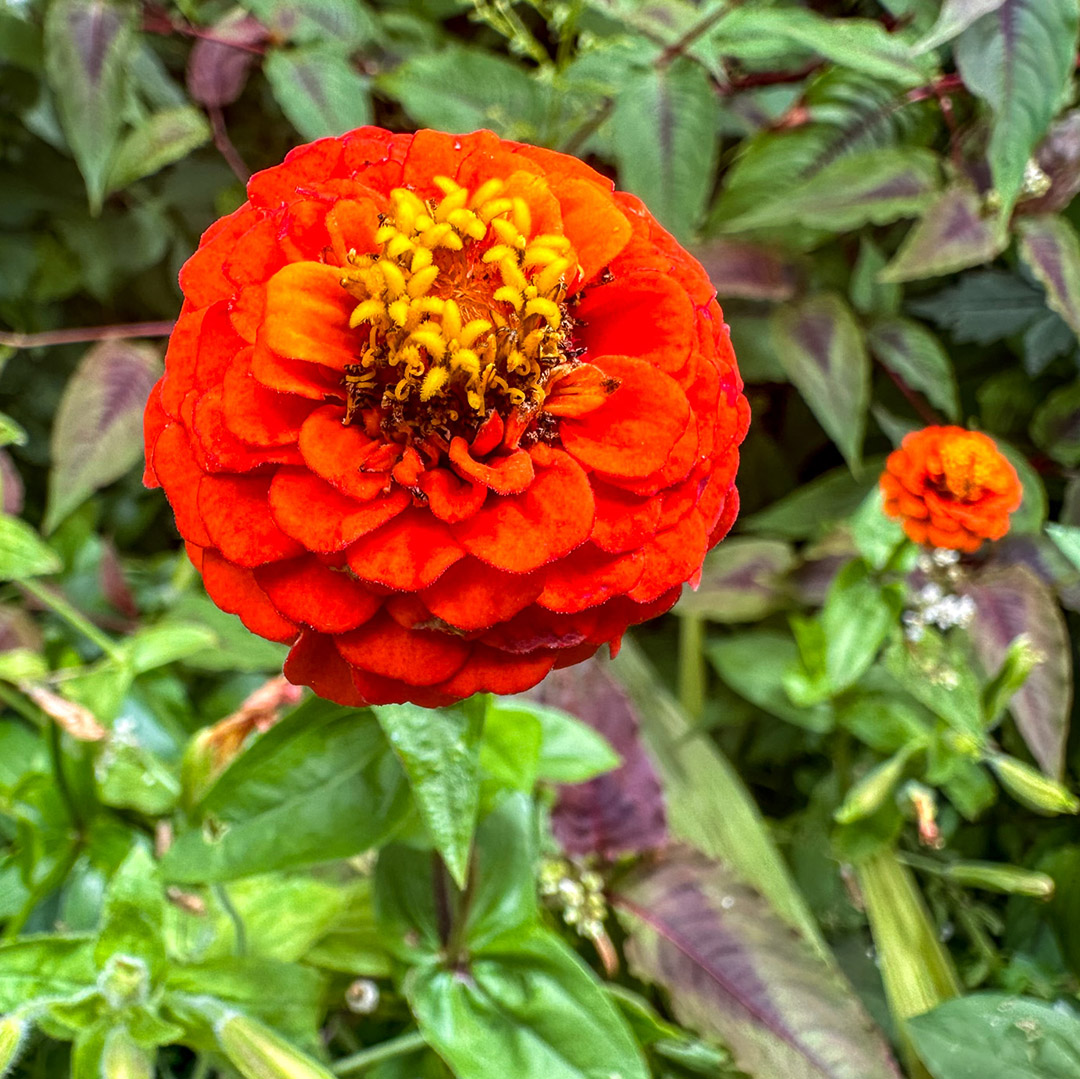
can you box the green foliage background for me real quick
[6,0,1080,1077]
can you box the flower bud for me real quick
[217,1013,336,1079]
[103,1029,154,1079]
[941,860,1055,898]
[834,750,913,824]
[989,754,1080,815]
[0,1016,27,1078]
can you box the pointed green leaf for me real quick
[264,45,373,141]
[612,59,718,241]
[771,293,870,472]
[954,0,1080,214]
[915,0,1009,52]
[374,701,484,888]
[43,0,135,212]
[867,317,960,420]
[1017,215,1080,341]
[106,106,211,193]
[0,515,61,581]
[0,936,97,1013]
[880,184,1007,282]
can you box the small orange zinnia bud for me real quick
[144,128,748,706]
[880,426,1022,552]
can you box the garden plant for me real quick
[4,1,1080,1078]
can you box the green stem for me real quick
[677,614,706,723]
[0,683,44,727]
[333,1031,428,1076]
[20,579,123,662]
[856,848,961,1079]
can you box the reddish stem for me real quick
[0,321,175,350]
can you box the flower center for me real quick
[937,435,995,500]
[338,176,577,442]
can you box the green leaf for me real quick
[240,0,376,47]
[94,845,165,979]
[216,1012,335,1079]
[0,936,97,1012]
[676,537,795,621]
[707,631,833,732]
[264,45,373,141]
[954,0,1079,214]
[915,0,1009,52]
[611,59,717,242]
[867,317,960,421]
[614,846,902,1079]
[43,0,135,213]
[122,623,218,674]
[44,340,161,533]
[719,147,939,235]
[163,699,408,882]
[692,239,798,302]
[374,702,483,889]
[1017,215,1080,341]
[850,488,907,571]
[850,237,902,317]
[880,184,1007,283]
[885,630,984,737]
[1047,521,1080,570]
[97,739,181,816]
[908,993,1080,1079]
[0,514,62,581]
[0,413,28,448]
[1032,380,1080,467]
[407,928,648,1079]
[380,46,548,141]
[910,269,1049,343]
[770,293,870,473]
[106,106,211,193]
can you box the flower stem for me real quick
[0,321,174,349]
[333,1031,428,1076]
[20,579,125,662]
[677,613,706,722]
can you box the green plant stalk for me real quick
[333,1031,428,1076]
[20,579,124,662]
[677,613,706,723]
[856,848,961,1079]
[612,636,830,961]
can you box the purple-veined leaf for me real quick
[719,147,940,235]
[612,58,718,243]
[43,0,135,213]
[186,11,269,108]
[1032,382,1080,468]
[0,450,23,517]
[964,565,1072,778]
[1024,111,1080,215]
[530,656,667,858]
[44,340,161,534]
[675,537,795,621]
[954,0,1079,214]
[106,106,211,193]
[915,0,1009,53]
[867,317,960,421]
[264,45,373,142]
[990,533,1080,613]
[1017,215,1080,341]
[770,293,870,473]
[692,239,798,302]
[613,846,903,1079]
[880,184,1007,283]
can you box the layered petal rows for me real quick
[144,128,749,705]
[880,426,1022,552]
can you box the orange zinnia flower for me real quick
[880,426,1022,552]
[144,128,748,706]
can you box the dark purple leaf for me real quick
[44,340,161,534]
[529,657,667,858]
[100,538,137,620]
[1023,110,1080,215]
[612,846,903,1079]
[186,13,269,109]
[0,450,23,517]
[692,239,798,301]
[987,535,1080,613]
[964,565,1072,777]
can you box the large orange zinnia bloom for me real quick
[880,426,1022,552]
[144,128,748,706]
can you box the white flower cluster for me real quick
[902,550,976,642]
[539,856,607,942]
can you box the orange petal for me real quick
[198,472,305,567]
[284,630,369,707]
[268,468,410,553]
[152,423,212,547]
[143,382,168,488]
[192,386,305,473]
[576,271,695,375]
[560,355,690,479]
[400,129,470,194]
[326,197,383,264]
[346,508,465,590]
[452,446,594,573]
[448,438,534,495]
[202,549,299,643]
[421,558,544,631]
[337,612,470,686]
[262,262,359,370]
[223,216,287,288]
[222,348,315,447]
[254,555,382,633]
[251,341,344,401]
[433,644,555,699]
[179,205,255,306]
[537,544,644,613]
[418,467,487,523]
[297,405,393,501]
[230,284,266,344]
[247,136,345,209]
[589,481,664,554]
[629,510,708,604]
[541,363,620,418]
[160,306,209,417]
[551,177,631,288]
